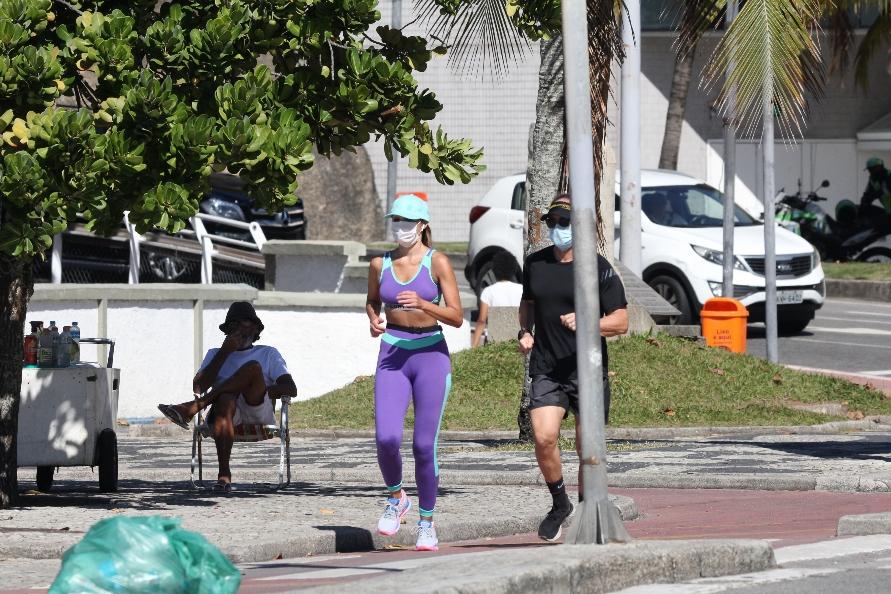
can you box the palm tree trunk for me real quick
[658,50,695,171]
[518,36,565,441]
[0,254,31,508]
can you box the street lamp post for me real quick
[561,0,630,545]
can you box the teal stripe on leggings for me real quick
[381,332,444,350]
[432,373,452,477]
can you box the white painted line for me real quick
[796,338,891,351]
[611,568,840,594]
[808,326,891,336]
[856,370,891,376]
[774,535,891,564]
[818,316,891,326]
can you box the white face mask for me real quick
[391,220,423,248]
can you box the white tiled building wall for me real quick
[366,3,540,242]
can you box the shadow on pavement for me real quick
[313,525,376,552]
[709,439,891,463]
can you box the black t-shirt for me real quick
[522,248,628,377]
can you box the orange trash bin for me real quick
[700,297,749,353]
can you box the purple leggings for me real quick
[374,328,452,515]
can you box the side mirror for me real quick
[821,180,830,188]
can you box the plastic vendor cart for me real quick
[17,339,120,492]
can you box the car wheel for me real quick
[778,312,813,335]
[648,274,694,325]
[473,258,499,298]
[857,247,891,263]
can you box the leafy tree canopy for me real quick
[0,0,484,257]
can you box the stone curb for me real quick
[127,416,891,440]
[0,494,637,562]
[60,466,891,493]
[296,539,776,594]
[825,278,891,302]
[837,512,891,537]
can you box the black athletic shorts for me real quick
[529,371,611,424]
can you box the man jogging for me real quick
[518,194,628,541]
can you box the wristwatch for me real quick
[518,328,532,340]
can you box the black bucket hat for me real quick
[540,196,572,221]
[219,301,264,334]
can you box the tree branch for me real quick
[54,0,84,15]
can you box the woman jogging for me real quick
[366,193,463,551]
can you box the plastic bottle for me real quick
[23,321,41,368]
[38,326,53,368]
[68,321,81,366]
[58,326,72,368]
[49,321,60,368]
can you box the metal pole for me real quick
[51,233,62,284]
[763,90,778,362]
[561,0,629,545]
[384,0,402,236]
[124,212,141,285]
[619,0,642,276]
[721,2,738,298]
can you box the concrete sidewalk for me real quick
[6,428,891,591]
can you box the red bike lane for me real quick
[233,487,891,592]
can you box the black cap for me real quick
[219,301,264,334]
[540,199,572,221]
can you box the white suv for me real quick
[466,170,826,334]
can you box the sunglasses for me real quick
[545,216,571,229]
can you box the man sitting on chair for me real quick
[158,301,296,491]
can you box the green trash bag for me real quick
[49,516,241,594]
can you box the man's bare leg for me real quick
[212,392,237,484]
[164,362,268,422]
[531,406,566,482]
[531,405,573,540]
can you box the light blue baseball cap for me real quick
[385,194,430,221]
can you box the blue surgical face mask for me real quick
[549,225,572,251]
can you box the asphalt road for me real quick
[746,297,891,376]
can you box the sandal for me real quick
[157,404,190,430]
[212,480,232,494]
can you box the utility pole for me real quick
[763,86,779,363]
[385,0,402,234]
[721,1,738,298]
[561,0,629,545]
[619,0,641,276]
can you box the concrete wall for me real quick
[29,285,472,420]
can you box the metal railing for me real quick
[50,213,267,285]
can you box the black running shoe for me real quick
[537,503,575,542]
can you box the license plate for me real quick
[777,290,803,304]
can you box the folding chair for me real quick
[189,393,292,490]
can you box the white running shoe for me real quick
[414,520,439,551]
[377,492,411,536]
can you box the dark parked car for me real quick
[34,174,306,287]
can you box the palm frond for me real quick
[826,6,855,76]
[588,0,624,245]
[414,0,532,79]
[705,0,824,139]
[854,9,891,88]
[668,0,726,60]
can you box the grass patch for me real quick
[822,262,891,281]
[292,335,891,431]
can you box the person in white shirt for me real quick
[158,302,296,491]
[471,251,524,347]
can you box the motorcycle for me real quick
[775,180,891,262]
